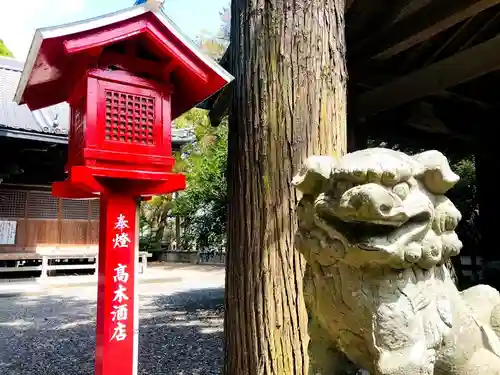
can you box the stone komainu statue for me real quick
[293,148,500,375]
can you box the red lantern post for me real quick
[94,194,139,375]
[14,3,233,375]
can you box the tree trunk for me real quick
[225,1,347,374]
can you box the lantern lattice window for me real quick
[104,90,155,145]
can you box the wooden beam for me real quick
[395,0,433,21]
[422,16,474,66]
[438,91,489,109]
[98,51,168,78]
[209,84,232,126]
[459,11,500,51]
[354,72,491,108]
[348,0,414,43]
[357,33,500,117]
[350,0,500,61]
[381,0,415,27]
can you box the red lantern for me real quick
[15,4,233,375]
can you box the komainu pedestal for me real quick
[293,148,500,375]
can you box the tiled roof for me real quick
[0,56,195,144]
[0,57,68,136]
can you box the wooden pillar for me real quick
[347,119,368,152]
[476,118,498,263]
[347,121,357,152]
[347,83,368,153]
[475,110,500,288]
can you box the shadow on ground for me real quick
[0,288,225,375]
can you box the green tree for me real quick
[197,35,227,60]
[0,39,13,57]
[172,109,228,253]
[140,195,175,251]
[139,109,228,254]
[140,5,230,255]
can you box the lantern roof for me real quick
[14,3,233,119]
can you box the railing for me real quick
[0,252,153,278]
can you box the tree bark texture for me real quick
[225,1,347,375]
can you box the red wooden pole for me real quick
[95,193,139,375]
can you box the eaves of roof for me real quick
[0,56,195,146]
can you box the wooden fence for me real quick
[0,187,99,254]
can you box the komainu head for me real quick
[293,148,463,270]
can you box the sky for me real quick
[0,0,229,60]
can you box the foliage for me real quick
[139,4,231,254]
[446,156,479,287]
[139,108,228,253]
[139,195,174,251]
[0,39,13,57]
[448,156,476,215]
[172,111,228,253]
[197,36,227,60]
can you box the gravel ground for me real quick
[0,280,225,375]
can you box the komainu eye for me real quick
[393,182,410,200]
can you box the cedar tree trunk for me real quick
[225,1,347,374]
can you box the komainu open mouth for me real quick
[356,212,431,252]
[314,194,432,252]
